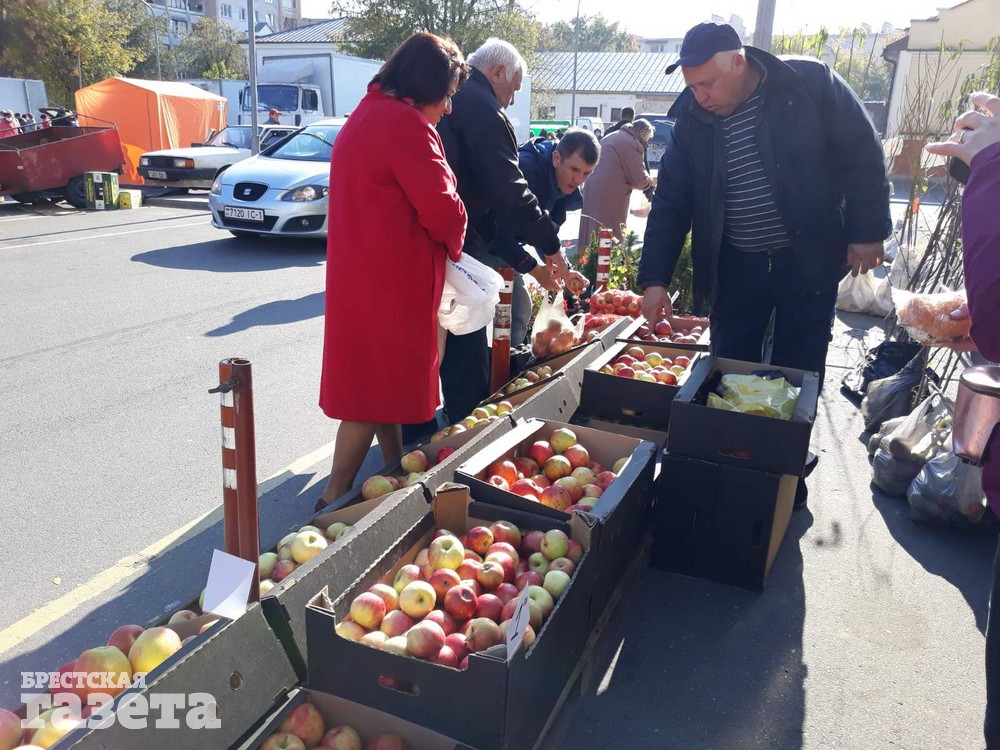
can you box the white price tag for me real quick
[201,549,255,620]
[505,586,532,659]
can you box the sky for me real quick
[299,0,962,38]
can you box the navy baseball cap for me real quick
[665,22,743,74]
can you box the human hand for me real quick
[546,251,571,283]
[846,242,885,277]
[528,263,561,292]
[565,270,590,296]
[940,303,979,351]
[926,91,1000,166]
[641,285,674,324]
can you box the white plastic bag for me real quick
[438,254,504,336]
[530,293,584,358]
[907,451,987,528]
[836,265,893,316]
[871,395,952,497]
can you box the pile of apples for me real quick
[492,363,554,401]
[429,400,514,443]
[337,521,581,668]
[261,522,354,590]
[630,319,706,346]
[262,701,408,749]
[598,346,693,386]
[480,427,629,513]
[532,318,578,359]
[0,618,219,749]
[588,289,642,318]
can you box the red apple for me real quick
[424,609,456,635]
[654,319,672,336]
[487,475,510,491]
[321,725,363,750]
[521,529,545,556]
[444,632,469,662]
[443,585,478,621]
[463,549,483,562]
[466,618,503,653]
[271,560,297,582]
[433,645,460,668]
[487,459,519,487]
[428,534,465,571]
[379,609,415,638]
[460,579,483,597]
[567,539,584,563]
[485,552,516,583]
[262,733,307,750]
[530,473,551,488]
[392,564,423,593]
[398,581,436,619]
[489,521,521,548]
[367,583,399,612]
[456,558,483,582]
[278,702,325,748]
[336,619,366,642]
[435,446,457,464]
[107,625,144,657]
[549,427,578,453]
[494,582,519,604]
[527,441,555,465]
[539,485,572,511]
[428,568,461,603]
[400,449,429,473]
[516,570,544,590]
[475,593,504,623]
[595,471,616,490]
[512,456,540,478]
[563,444,591,469]
[509,478,542,499]
[406,620,446,660]
[554,476,584,502]
[465,526,494,556]
[548,557,576,576]
[367,734,407,750]
[487,542,519,564]
[476,561,505,590]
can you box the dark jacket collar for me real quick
[667,46,798,122]
[468,67,498,104]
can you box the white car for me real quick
[138,125,297,189]
[208,119,345,239]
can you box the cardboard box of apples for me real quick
[303,486,595,750]
[236,688,475,750]
[454,419,655,524]
[578,340,702,431]
[616,315,711,351]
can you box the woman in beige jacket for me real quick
[578,119,655,250]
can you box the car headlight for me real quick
[210,175,223,195]
[281,185,328,202]
[173,158,194,169]
[139,157,149,166]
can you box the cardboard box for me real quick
[41,606,297,749]
[650,453,797,592]
[615,315,711,352]
[570,411,669,453]
[84,171,119,210]
[668,356,819,476]
[455,419,656,630]
[262,485,432,679]
[117,189,143,209]
[578,340,701,430]
[304,486,595,750]
[234,688,473,750]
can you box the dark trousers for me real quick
[710,245,838,384]
[987,533,1000,749]
[402,326,490,444]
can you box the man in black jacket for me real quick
[639,22,890,382]
[604,106,634,136]
[403,38,572,441]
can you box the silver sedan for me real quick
[209,119,345,239]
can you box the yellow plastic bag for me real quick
[709,374,801,420]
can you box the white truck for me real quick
[239,52,382,126]
[182,79,247,126]
[0,77,48,118]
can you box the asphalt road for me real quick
[0,196,338,705]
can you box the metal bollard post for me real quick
[490,267,515,393]
[209,358,261,603]
[596,227,613,289]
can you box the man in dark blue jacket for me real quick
[639,22,891,385]
[493,129,601,344]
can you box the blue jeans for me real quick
[709,245,838,384]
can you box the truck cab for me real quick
[238,84,325,127]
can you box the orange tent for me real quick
[75,77,227,184]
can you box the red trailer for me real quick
[0,121,124,208]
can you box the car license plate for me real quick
[148,170,168,180]
[224,206,264,222]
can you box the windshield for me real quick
[205,127,252,149]
[264,124,342,162]
[243,84,298,112]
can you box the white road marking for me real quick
[0,219,210,249]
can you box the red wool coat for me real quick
[320,86,466,424]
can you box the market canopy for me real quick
[74,77,227,184]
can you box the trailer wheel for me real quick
[65,176,88,209]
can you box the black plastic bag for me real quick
[860,353,939,432]
[842,341,922,398]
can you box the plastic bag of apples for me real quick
[531,293,584,358]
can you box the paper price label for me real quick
[202,549,256,620]
[505,585,532,660]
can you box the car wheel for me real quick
[65,176,88,209]
[229,230,258,238]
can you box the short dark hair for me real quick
[372,32,470,108]
[555,128,600,165]
[621,107,635,120]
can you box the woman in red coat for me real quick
[318,33,469,508]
